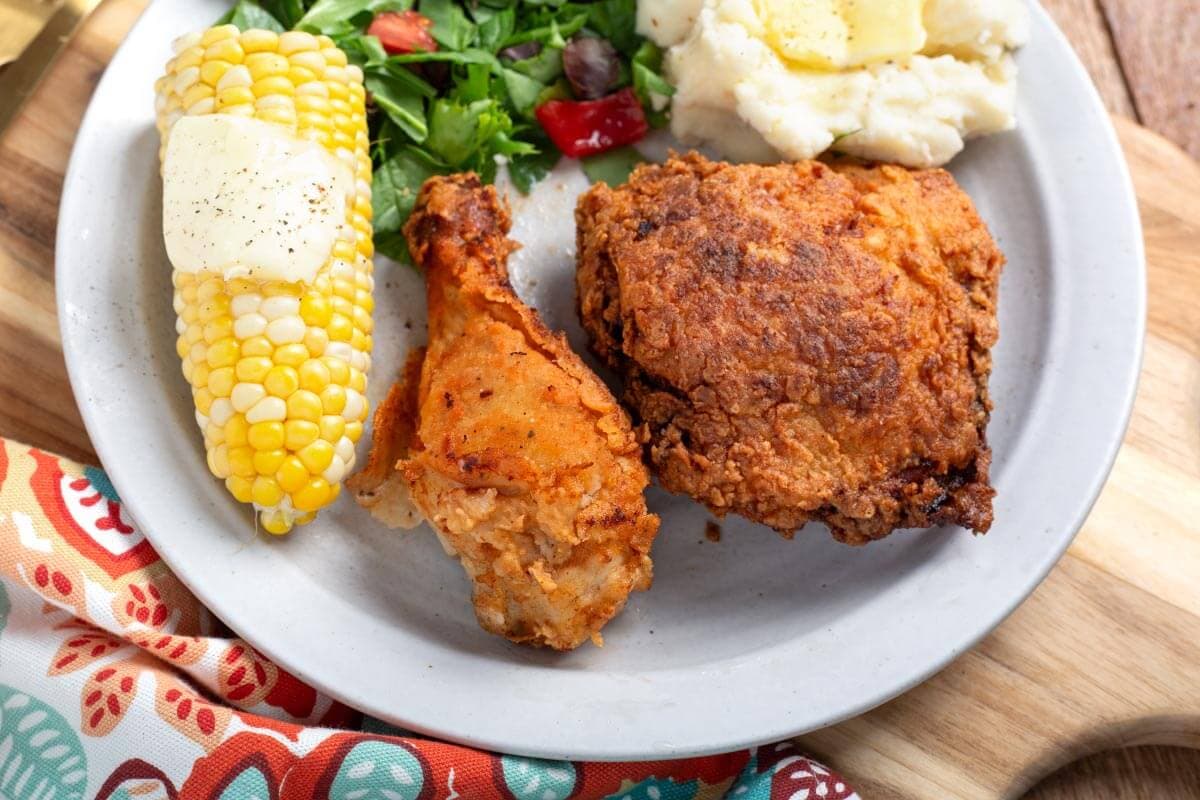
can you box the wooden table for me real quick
[999,3,1200,796]
[0,2,1197,797]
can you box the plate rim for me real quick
[55,0,1146,761]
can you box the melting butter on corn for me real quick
[155,26,375,534]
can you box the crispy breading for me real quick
[576,153,1002,544]
[350,174,659,649]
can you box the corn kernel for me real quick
[319,415,345,443]
[263,281,301,299]
[251,476,284,507]
[207,338,239,368]
[289,67,319,86]
[241,335,273,357]
[261,511,292,535]
[226,475,254,503]
[297,439,334,474]
[191,362,211,389]
[224,416,249,447]
[248,421,285,451]
[207,444,231,478]
[276,456,309,493]
[207,366,235,398]
[194,388,214,415]
[246,396,287,423]
[236,356,273,383]
[206,430,225,452]
[328,313,353,342]
[210,398,234,426]
[274,343,309,366]
[285,420,320,450]
[298,360,330,392]
[200,24,239,47]
[300,294,332,326]
[228,446,255,478]
[345,421,363,442]
[217,86,256,109]
[239,29,279,53]
[204,317,234,343]
[231,383,267,413]
[319,384,346,414]
[292,478,331,512]
[279,30,319,54]
[184,80,216,106]
[292,51,327,73]
[352,306,372,333]
[321,357,350,386]
[348,367,366,393]
[205,38,244,64]
[245,52,288,80]
[286,390,322,422]
[253,448,287,476]
[252,76,295,97]
[264,365,300,397]
[304,328,329,357]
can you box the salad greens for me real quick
[218,0,673,262]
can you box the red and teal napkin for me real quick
[0,437,858,799]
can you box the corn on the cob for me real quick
[154,25,374,534]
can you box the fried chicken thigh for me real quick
[351,175,658,649]
[576,154,1003,544]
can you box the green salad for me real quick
[218,0,673,261]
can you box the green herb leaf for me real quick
[337,33,391,68]
[474,6,516,52]
[373,149,445,263]
[218,0,287,32]
[581,146,643,186]
[500,12,586,49]
[510,45,563,83]
[365,73,429,142]
[585,0,639,55]
[501,68,545,116]
[385,48,498,67]
[507,145,560,194]
[631,41,674,127]
[455,62,493,102]
[420,0,477,51]
[297,0,411,36]
[426,97,509,167]
[257,0,307,28]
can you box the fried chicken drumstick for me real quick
[350,175,658,650]
[576,154,1002,545]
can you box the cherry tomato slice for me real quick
[367,10,437,55]
[535,88,649,159]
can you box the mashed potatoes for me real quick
[637,0,1028,167]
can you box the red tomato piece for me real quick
[367,10,437,55]
[535,88,649,159]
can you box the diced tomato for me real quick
[535,88,649,159]
[367,10,437,55]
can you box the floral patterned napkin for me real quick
[0,437,859,799]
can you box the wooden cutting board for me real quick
[1,3,1197,798]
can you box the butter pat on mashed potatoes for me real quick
[638,0,1028,167]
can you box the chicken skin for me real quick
[350,175,658,649]
[576,154,1002,545]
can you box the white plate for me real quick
[57,0,1144,761]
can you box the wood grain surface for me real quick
[0,2,1197,798]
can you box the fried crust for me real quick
[355,174,658,649]
[576,153,1002,544]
